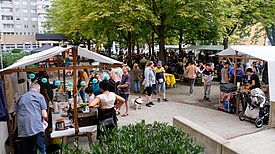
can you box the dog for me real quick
[130,97,144,110]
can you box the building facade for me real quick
[0,0,52,51]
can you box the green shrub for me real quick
[11,48,22,53]
[61,121,204,154]
[2,52,30,68]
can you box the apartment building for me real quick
[0,0,53,51]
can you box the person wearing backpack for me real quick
[155,61,168,102]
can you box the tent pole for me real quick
[72,47,79,136]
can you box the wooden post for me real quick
[62,52,66,92]
[1,75,14,154]
[72,47,79,135]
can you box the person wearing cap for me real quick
[202,64,214,102]
[155,61,168,102]
[16,83,48,154]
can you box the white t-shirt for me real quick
[96,92,116,109]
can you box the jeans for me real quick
[79,89,86,102]
[21,132,46,154]
[156,82,166,93]
[189,79,195,94]
[204,85,211,98]
[134,80,141,93]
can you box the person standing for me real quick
[221,61,230,84]
[132,63,142,94]
[77,71,87,102]
[186,61,197,96]
[155,61,168,102]
[251,61,260,75]
[202,64,214,102]
[117,66,131,117]
[16,83,48,154]
[144,61,156,107]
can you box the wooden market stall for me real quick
[0,46,123,153]
[216,45,275,127]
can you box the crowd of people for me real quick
[15,47,270,153]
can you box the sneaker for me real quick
[146,104,152,107]
[163,98,168,102]
[149,102,155,105]
[157,98,161,102]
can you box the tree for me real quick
[217,0,264,49]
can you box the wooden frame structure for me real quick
[0,46,122,153]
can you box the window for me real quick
[15,25,21,28]
[31,9,37,13]
[2,7,12,12]
[22,1,27,5]
[23,9,28,13]
[32,25,35,28]
[14,1,20,5]
[16,17,20,20]
[30,2,36,5]
[31,17,37,21]
[24,25,28,28]
[2,15,13,20]
[3,24,14,28]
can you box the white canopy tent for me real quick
[216,45,275,126]
[0,46,122,72]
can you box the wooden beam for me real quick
[72,47,79,135]
[0,64,122,75]
[218,56,263,61]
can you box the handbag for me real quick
[158,78,164,84]
[99,117,115,127]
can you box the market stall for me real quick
[216,45,275,127]
[0,46,123,153]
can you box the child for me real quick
[202,63,214,102]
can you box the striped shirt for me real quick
[16,90,47,137]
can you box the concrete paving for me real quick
[117,98,264,140]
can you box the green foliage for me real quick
[61,121,204,154]
[11,48,22,53]
[2,52,30,68]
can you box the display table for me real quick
[165,73,176,87]
[51,113,97,143]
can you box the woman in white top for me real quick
[89,80,125,124]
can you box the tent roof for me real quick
[185,45,224,51]
[216,45,275,62]
[78,47,122,64]
[0,46,122,72]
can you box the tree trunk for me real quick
[151,32,154,57]
[179,31,183,54]
[87,39,91,50]
[223,37,229,49]
[127,31,132,66]
[158,15,166,62]
[159,32,165,62]
[266,26,275,46]
[137,40,140,55]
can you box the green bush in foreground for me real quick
[62,121,204,154]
